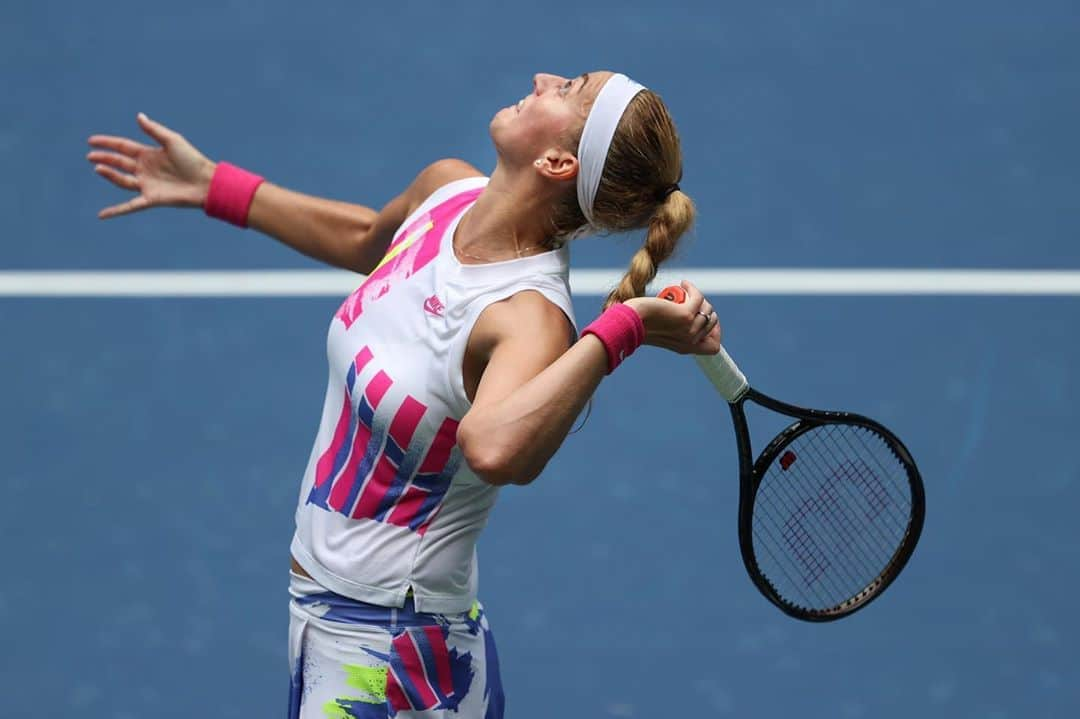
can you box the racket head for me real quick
[734,394,925,621]
[654,284,925,621]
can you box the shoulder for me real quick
[404,159,484,214]
[460,289,574,406]
[471,290,574,361]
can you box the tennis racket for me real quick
[659,285,925,621]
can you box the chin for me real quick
[488,109,513,143]
[491,105,514,126]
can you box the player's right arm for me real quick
[87,113,480,274]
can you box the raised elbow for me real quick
[461,442,533,486]
[465,451,522,486]
[458,424,537,486]
[347,226,380,275]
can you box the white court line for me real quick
[0,269,1079,297]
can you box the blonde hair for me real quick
[548,89,695,308]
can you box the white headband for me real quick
[575,73,646,228]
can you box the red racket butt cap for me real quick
[658,285,687,303]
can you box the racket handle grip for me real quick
[694,347,749,403]
[657,285,750,403]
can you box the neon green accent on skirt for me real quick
[345,663,387,700]
[321,663,388,717]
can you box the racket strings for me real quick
[783,436,904,588]
[753,456,890,610]
[751,424,913,612]
[755,437,897,591]
[750,457,882,600]
[822,434,914,559]
[758,458,890,585]
[828,425,912,525]
[752,455,890,608]
[751,497,854,610]
[778,427,910,593]
[751,442,896,608]
[844,428,915,519]
[767,425,911,603]
[815,426,911,538]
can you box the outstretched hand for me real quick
[625,280,722,356]
[87,113,215,219]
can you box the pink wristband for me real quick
[581,303,646,374]
[204,162,265,228]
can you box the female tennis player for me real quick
[88,70,721,718]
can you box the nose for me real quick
[533,73,565,95]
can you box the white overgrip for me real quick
[694,345,750,403]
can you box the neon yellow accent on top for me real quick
[468,601,480,621]
[371,220,434,273]
[345,663,388,701]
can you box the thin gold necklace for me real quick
[453,238,546,263]
[452,210,551,262]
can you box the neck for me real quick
[454,163,558,263]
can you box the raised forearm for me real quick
[245,182,381,273]
[89,116,390,272]
[456,289,721,487]
[457,335,609,485]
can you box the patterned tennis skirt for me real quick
[288,572,504,719]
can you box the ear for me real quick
[534,148,579,183]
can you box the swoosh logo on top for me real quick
[424,295,445,317]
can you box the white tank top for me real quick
[290,177,575,613]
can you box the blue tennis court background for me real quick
[3,1,1078,717]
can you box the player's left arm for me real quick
[457,284,720,486]
[456,291,595,486]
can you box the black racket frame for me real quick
[730,388,926,622]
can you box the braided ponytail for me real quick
[604,189,695,308]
